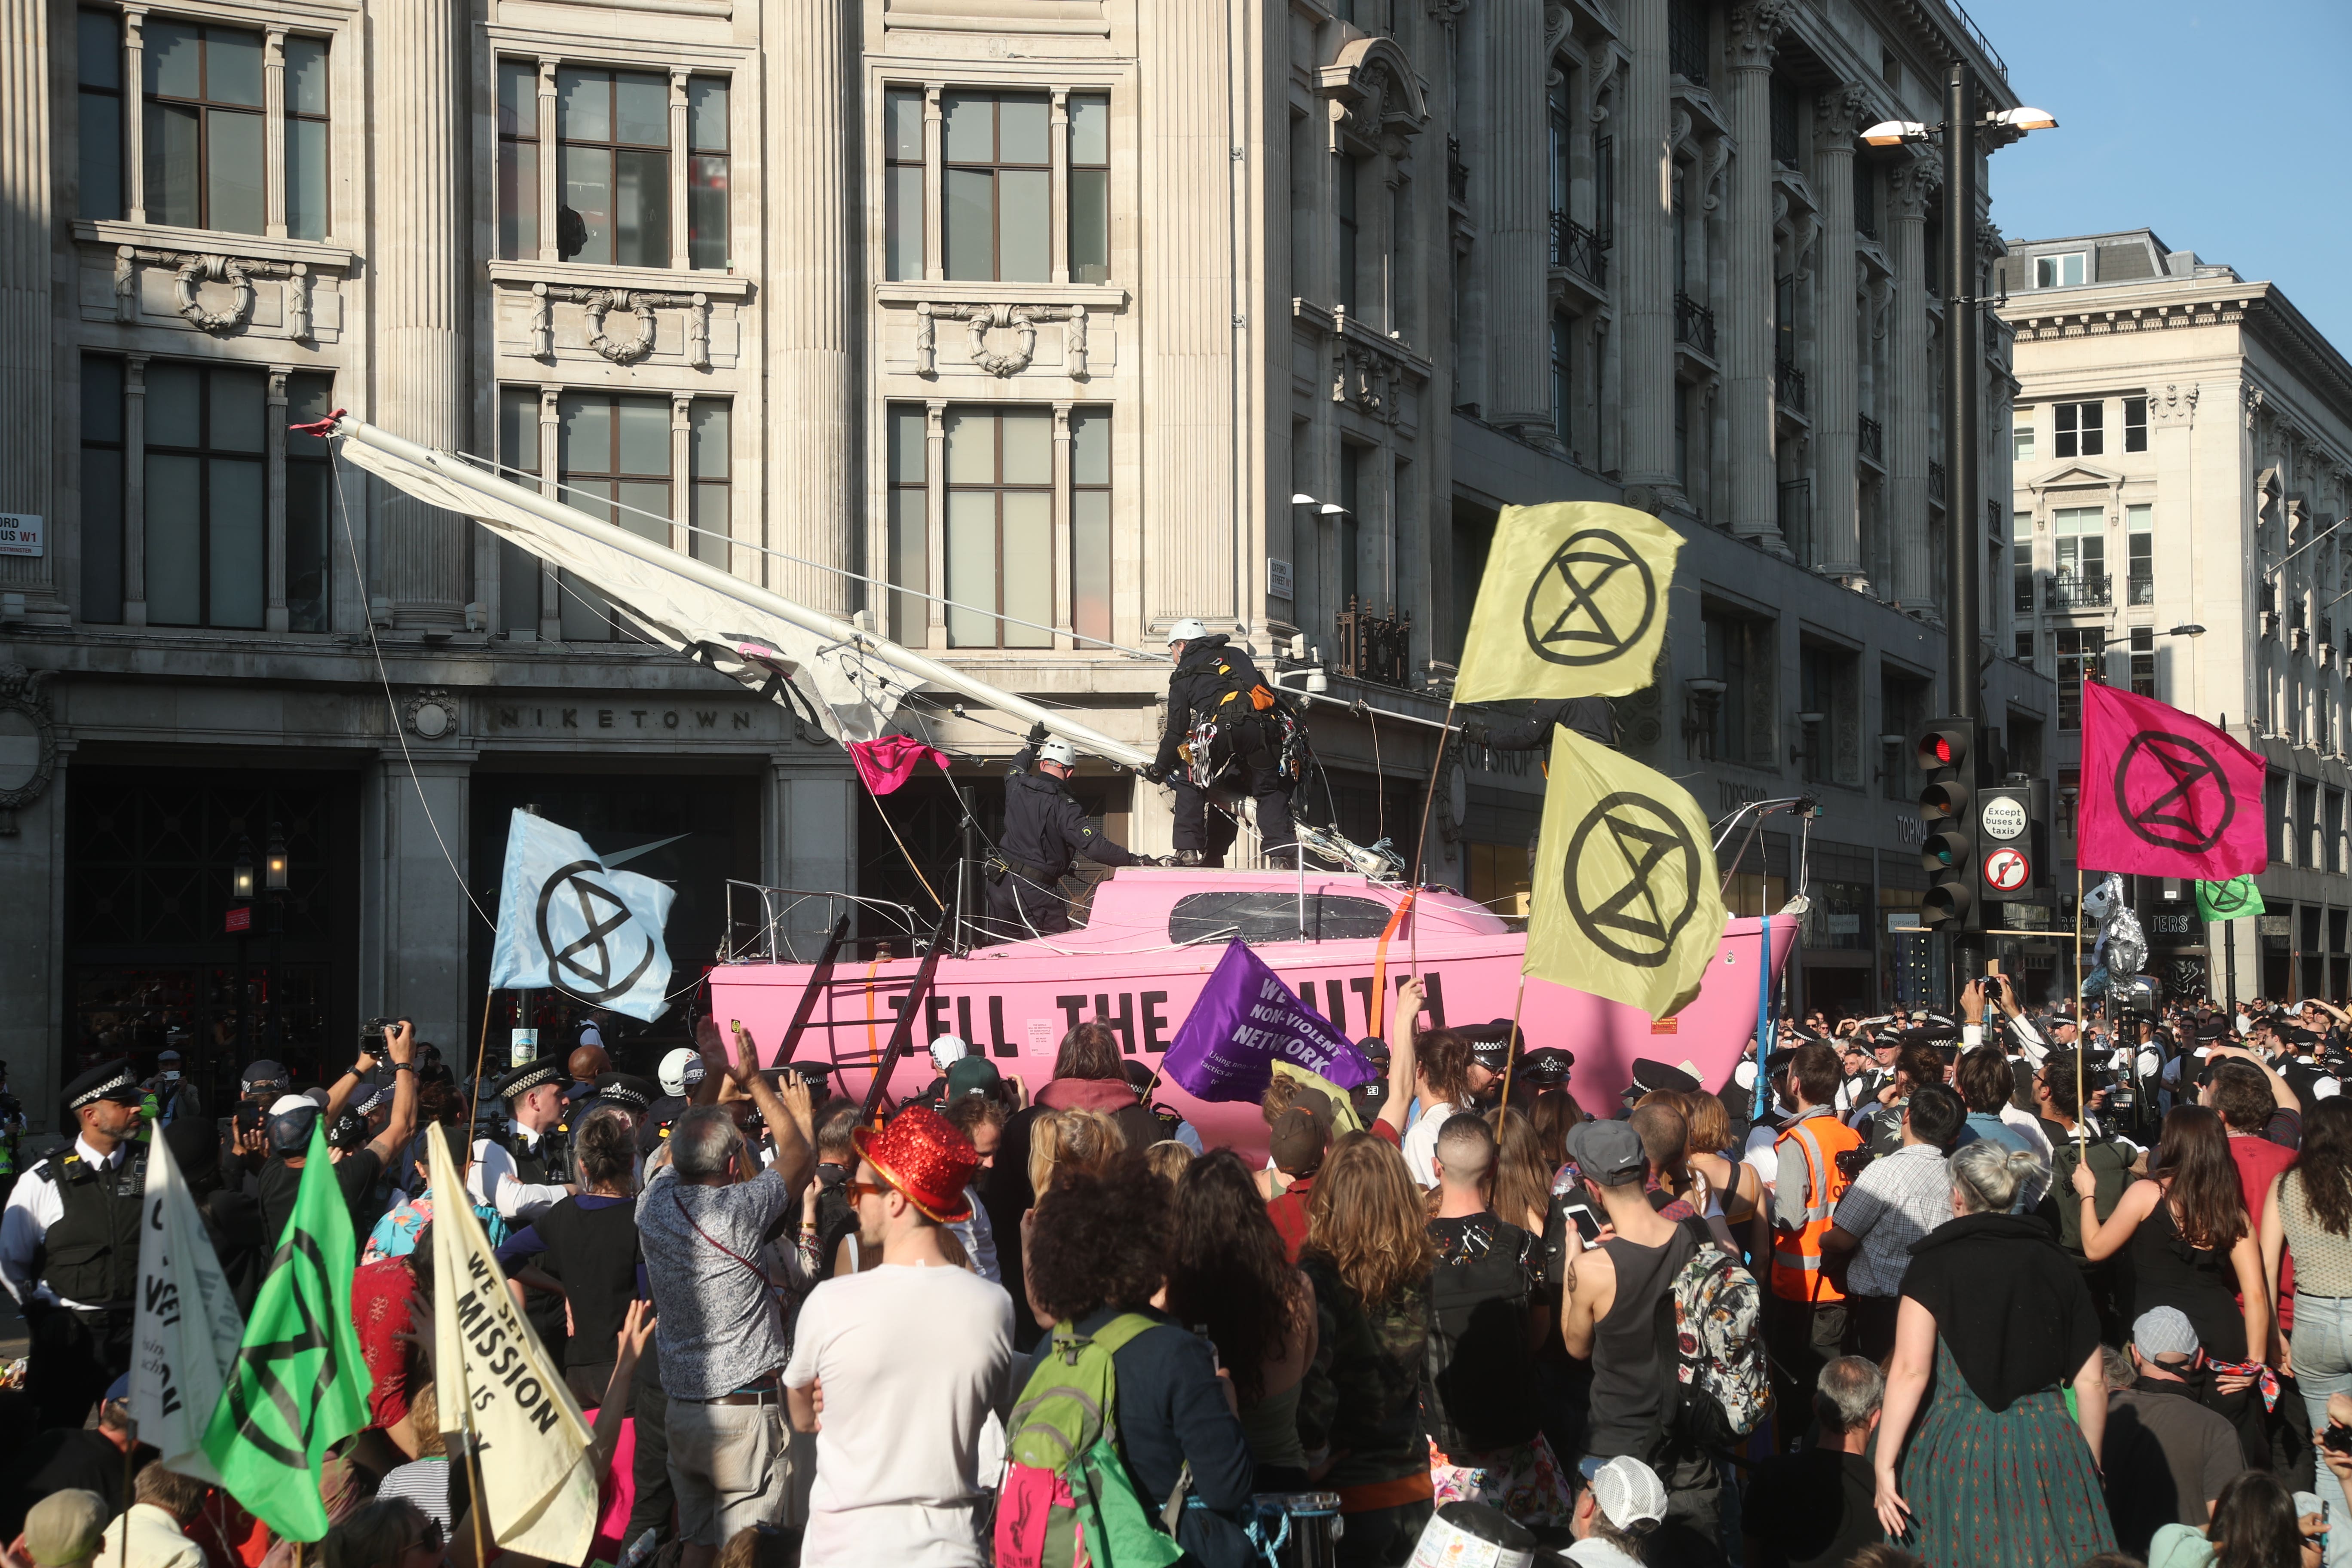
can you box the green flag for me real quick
[201,1120,372,1541]
[2196,876,2265,922]
[1454,501,1682,702]
[1525,726,1727,1019]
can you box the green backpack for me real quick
[996,1314,1189,1568]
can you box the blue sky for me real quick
[1973,0,2352,349]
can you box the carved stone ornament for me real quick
[113,247,309,339]
[537,287,714,368]
[914,302,1088,380]
[0,664,58,835]
[402,688,458,741]
[1317,36,1430,154]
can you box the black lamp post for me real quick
[265,822,288,1057]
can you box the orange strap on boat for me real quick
[1368,891,1415,1038]
[862,958,883,1056]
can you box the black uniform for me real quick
[16,1142,146,1430]
[986,741,1140,940]
[1468,696,1614,752]
[1148,634,1296,858]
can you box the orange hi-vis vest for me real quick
[1770,1110,1863,1305]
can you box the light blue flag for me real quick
[489,809,677,1020]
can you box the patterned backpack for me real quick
[1660,1238,1772,1448]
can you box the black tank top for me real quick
[1585,1225,1696,1459]
[532,1196,643,1361]
[2122,1197,2246,1360]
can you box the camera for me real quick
[361,1017,392,1043]
[1834,1146,1875,1181]
[2327,1423,2352,1457]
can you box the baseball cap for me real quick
[1589,1455,1668,1531]
[945,1056,1001,1101]
[267,1093,321,1155]
[22,1489,106,1568]
[2133,1306,2200,1361]
[1268,1106,1327,1177]
[659,1047,708,1098]
[1565,1119,1645,1186]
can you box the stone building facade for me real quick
[2002,228,2352,1004]
[0,0,2051,1127]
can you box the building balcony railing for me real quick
[2130,573,2156,606]
[1858,415,1884,463]
[1673,291,1715,356]
[1929,461,1947,502]
[2050,572,2112,609]
[1550,212,1608,288]
[1775,357,1807,416]
[1336,599,1413,689]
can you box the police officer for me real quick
[986,725,1145,940]
[0,1060,148,1428]
[1460,696,1615,753]
[468,1056,575,1225]
[1142,618,1297,865]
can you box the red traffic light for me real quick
[1917,725,1970,773]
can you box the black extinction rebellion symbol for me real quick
[221,1228,344,1467]
[536,859,658,1002]
[2205,879,2254,916]
[1522,529,1659,668]
[1563,790,1701,968]
[2113,731,2236,853]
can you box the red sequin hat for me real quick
[851,1105,980,1223]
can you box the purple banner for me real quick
[1162,940,1378,1103]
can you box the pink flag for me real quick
[2079,682,2268,881]
[848,734,949,796]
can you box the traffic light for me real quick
[1917,719,1979,931]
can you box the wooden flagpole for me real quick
[1497,974,1529,1114]
[467,985,497,1139]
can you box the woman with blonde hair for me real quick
[1298,1132,1437,1567]
[1025,1106,1126,1197]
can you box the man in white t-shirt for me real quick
[784,1106,1014,1568]
[1394,988,1482,1187]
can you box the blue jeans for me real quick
[2295,1294,2352,1435]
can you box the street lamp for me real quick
[231,836,256,903]
[265,824,288,892]
[2165,624,2208,638]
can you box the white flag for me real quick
[131,1130,245,1483]
[429,1125,600,1563]
[487,808,677,1021]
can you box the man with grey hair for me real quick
[1741,1357,1884,1568]
[637,1021,816,1568]
[2101,1306,2245,1556]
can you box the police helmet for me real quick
[1038,737,1078,768]
[1167,617,1208,645]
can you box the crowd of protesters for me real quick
[9,977,2352,1568]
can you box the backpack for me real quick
[1658,1239,1772,1449]
[996,1314,1188,1568]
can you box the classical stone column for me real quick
[1619,0,1678,501]
[765,0,855,616]
[1722,2,1785,549]
[373,755,473,1052]
[1811,86,1867,581]
[1484,0,1549,429]
[374,0,469,626]
[0,0,54,601]
[1885,157,1935,612]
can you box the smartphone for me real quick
[1563,1202,1602,1244]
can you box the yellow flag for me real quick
[1526,727,1726,1020]
[1454,502,1682,702]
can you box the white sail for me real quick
[327,415,1152,765]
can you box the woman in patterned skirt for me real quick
[1872,1140,2116,1568]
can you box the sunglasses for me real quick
[842,1179,891,1203]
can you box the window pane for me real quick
[205,108,265,233]
[998,95,1049,165]
[559,143,612,263]
[498,388,540,474]
[558,565,613,641]
[1069,168,1108,285]
[943,168,992,281]
[614,147,668,267]
[557,69,608,141]
[559,396,611,474]
[1070,94,1108,165]
[888,406,926,483]
[204,29,264,107]
[1001,490,1051,646]
[1000,409,1050,485]
[499,139,539,258]
[83,449,124,623]
[945,490,997,648]
[83,355,123,441]
[1071,411,1109,485]
[145,362,202,448]
[885,90,923,160]
[614,72,668,146]
[145,21,200,98]
[691,481,728,567]
[689,78,727,152]
[998,169,1049,281]
[207,457,264,628]
[888,489,926,644]
[616,480,670,544]
[885,165,922,281]
[1072,487,1109,646]
[284,36,328,116]
[615,397,670,475]
[690,401,728,478]
[689,153,726,269]
[209,368,266,453]
[79,92,123,220]
[499,59,536,138]
[499,539,540,633]
[79,11,120,88]
[145,454,203,625]
[146,102,201,229]
[943,410,992,484]
[285,117,328,240]
[941,92,992,163]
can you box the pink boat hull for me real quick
[708,868,1798,1154]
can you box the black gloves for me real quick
[1141,763,1167,784]
[1458,720,1490,747]
[1026,721,1050,745]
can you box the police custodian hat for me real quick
[590,1072,656,1112]
[493,1056,567,1101]
[63,1059,141,1112]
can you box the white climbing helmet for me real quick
[1167,617,1209,645]
[1038,736,1079,768]
[928,1035,970,1075]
